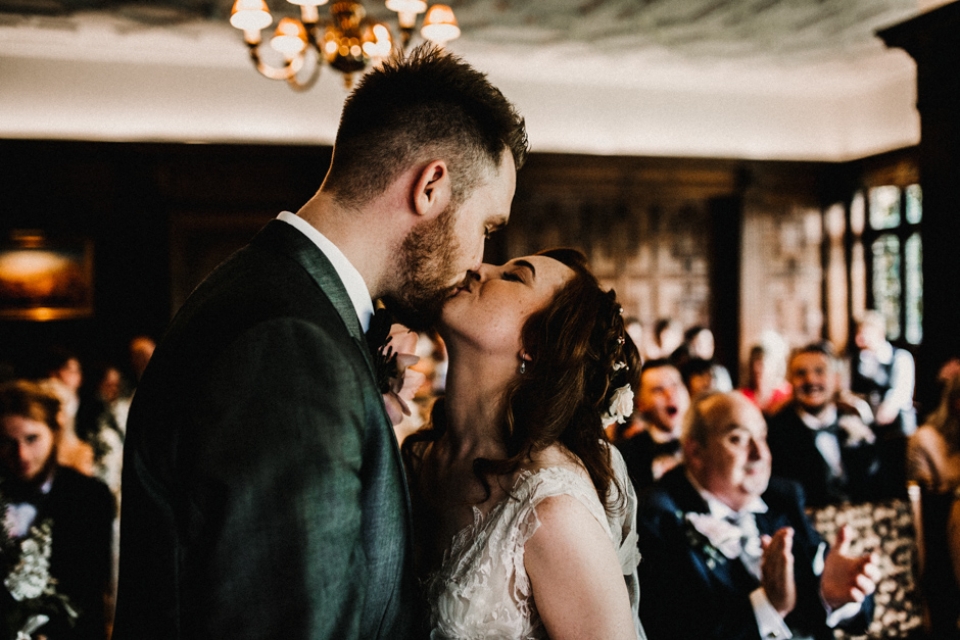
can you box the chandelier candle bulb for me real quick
[231,0,458,90]
[272,17,309,57]
[230,0,272,31]
[386,0,427,28]
[289,0,328,23]
[421,4,459,45]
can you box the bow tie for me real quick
[650,438,681,458]
[365,306,399,394]
[1,482,46,506]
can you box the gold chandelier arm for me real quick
[286,58,322,91]
[244,41,300,81]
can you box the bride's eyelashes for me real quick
[501,271,523,282]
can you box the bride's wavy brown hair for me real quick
[403,247,641,512]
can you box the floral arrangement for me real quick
[1,487,77,640]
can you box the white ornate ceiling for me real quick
[0,0,951,159]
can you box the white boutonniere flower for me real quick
[601,384,634,425]
[684,512,743,561]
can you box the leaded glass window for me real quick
[869,186,900,230]
[859,182,923,345]
[872,234,901,339]
[906,232,923,344]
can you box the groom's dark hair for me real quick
[323,44,528,211]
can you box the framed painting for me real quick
[0,232,95,321]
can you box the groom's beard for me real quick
[383,204,460,333]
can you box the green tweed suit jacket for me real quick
[114,220,415,639]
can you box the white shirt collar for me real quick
[277,211,375,332]
[686,470,768,520]
[797,404,838,431]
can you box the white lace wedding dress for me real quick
[424,445,647,639]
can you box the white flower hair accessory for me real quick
[601,384,634,425]
[612,361,628,372]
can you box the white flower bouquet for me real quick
[1,489,78,640]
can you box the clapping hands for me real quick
[820,525,881,610]
[761,527,796,616]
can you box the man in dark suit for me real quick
[114,46,528,640]
[767,342,880,507]
[637,391,879,640]
[617,359,690,491]
[1,380,115,640]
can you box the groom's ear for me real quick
[413,160,452,219]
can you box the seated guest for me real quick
[0,380,115,640]
[617,360,690,491]
[644,318,683,361]
[907,365,960,639]
[851,311,916,499]
[681,357,727,398]
[673,326,733,392]
[637,391,878,640]
[767,343,879,507]
[740,340,792,417]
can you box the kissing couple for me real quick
[114,44,646,640]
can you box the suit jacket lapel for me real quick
[252,220,376,376]
[663,469,752,593]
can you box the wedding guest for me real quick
[624,316,644,352]
[767,343,880,507]
[674,326,733,392]
[43,347,82,426]
[127,335,155,385]
[636,391,878,640]
[0,380,115,640]
[115,45,528,640]
[40,349,95,477]
[907,366,960,639]
[681,357,722,398]
[644,318,683,361]
[851,311,916,498]
[617,359,690,491]
[739,339,792,416]
[404,249,645,639]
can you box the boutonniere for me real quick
[365,307,400,394]
[682,512,742,569]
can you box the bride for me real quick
[402,248,647,639]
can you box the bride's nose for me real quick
[473,264,495,281]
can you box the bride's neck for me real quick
[440,350,515,461]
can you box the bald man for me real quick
[636,391,879,640]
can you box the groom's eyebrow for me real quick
[513,259,536,279]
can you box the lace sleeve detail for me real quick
[507,466,615,598]
[608,445,643,573]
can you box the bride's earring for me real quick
[519,351,531,374]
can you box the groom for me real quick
[113,45,528,640]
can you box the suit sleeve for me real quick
[179,317,375,639]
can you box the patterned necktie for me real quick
[726,512,763,580]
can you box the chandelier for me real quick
[230,0,461,91]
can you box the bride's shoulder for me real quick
[521,444,589,480]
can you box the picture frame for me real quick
[0,232,95,321]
